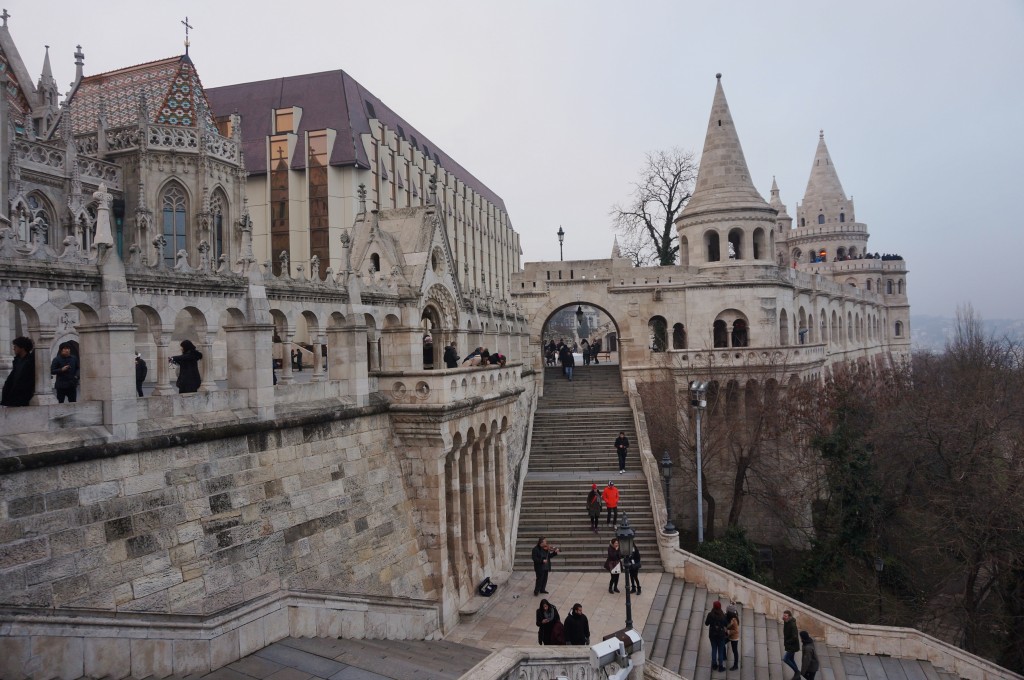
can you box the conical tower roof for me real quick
[681,74,771,217]
[802,130,847,205]
[768,176,790,218]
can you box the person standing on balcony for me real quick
[170,340,203,394]
[135,353,148,397]
[50,344,79,403]
[1,337,35,407]
[444,342,460,368]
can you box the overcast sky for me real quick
[7,0,1022,318]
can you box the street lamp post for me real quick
[557,226,565,261]
[616,514,636,630]
[689,381,708,544]
[660,451,676,534]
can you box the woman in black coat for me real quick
[535,599,560,645]
[606,538,621,593]
[170,340,203,394]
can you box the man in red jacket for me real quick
[602,481,620,527]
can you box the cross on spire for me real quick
[2,9,10,27]
[181,16,193,55]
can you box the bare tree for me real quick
[610,148,698,266]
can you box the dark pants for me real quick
[136,382,144,397]
[711,639,727,669]
[729,640,739,667]
[534,566,549,595]
[608,572,620,592]
[617,450,627,471]
[606,506,618,525]
[56,386,76,403]
[628,567,641,592]
[783,651,799,676]
[589,513,599,530]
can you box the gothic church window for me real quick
[840,212,845,223]
[732,319,749,347]
[894,321,903,337]
[705,231,720,262]
[161,184,188,268]
[26,193,52,244]
[818,213,825,224]
[210,190,227,262]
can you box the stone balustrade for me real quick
[376,363,522,408]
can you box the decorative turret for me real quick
[675,74,777,267]
[795,131,856,228]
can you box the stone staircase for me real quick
[643,574,961,680]
[514,364,662,572]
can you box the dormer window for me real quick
[275,108,293,134]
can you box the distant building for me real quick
[207,72,520,298]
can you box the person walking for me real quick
[799,631,820,680]
[704,600,728,672]
[726,603,740,670]
[443,342,460,368]
[580,338,590,366]
[782,610,800,680]
[135,353,148,397]
[626,542,641,595]
[531,537,559,596]
[606,538,622,593]
[170,340,203,394]
[563,603,590,645]
[592,338,601,364]
[535,599,561,645]
[615,431,630,473]
[587,484,602,533]
[602,481,619,527]
[50,344,79,403]
[559,344,574,381]
[1,337,36,407]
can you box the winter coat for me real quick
[171,348,203,394]
[602,485,619,508]
[535,603,561,645]
[801,640,820,675]
[726,614,739,641]
[50,353,79,391]
[615,435,629,453]
[587,490,602,518]
[443,346,459,368]
[564,612,590,645]
[1,352,35,407]
[783,617,799,652]
[705,609,727,642]
[136,357,148,385]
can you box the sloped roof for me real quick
[681,74,772,218]
[206,70,507,212]
[0,25,36,124]
[67,55,216,135]
[802,131,847,206]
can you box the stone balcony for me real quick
[375,362,524,408]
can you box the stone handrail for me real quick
[625,381,1022,680]
[375,363,523,407]
[461,646,684,680]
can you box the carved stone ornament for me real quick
[174,248,194,273]
[152,234,167,268]
[58,235,87,263]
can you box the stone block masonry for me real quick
[0,404,442,678]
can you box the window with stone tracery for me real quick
[210,190,227,262]
[161,184,188,268]
[27,193,52,244]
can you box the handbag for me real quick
[610,561,621,575]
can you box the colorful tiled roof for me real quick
[0,52,32,126]
[67,55,216,135]
[206,70,507,212]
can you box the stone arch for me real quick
[752,227,766,260]
[713,308,749,348]
[797,307,808,345]
[791,247,802,264]
[727,227,743,259]
[679,234,689,266]
[779,308,790,346]
[830,310,838,345]
[895,320,903,337]
[531,296,623,371]
[209,185,230,264]
[648,316,667,352]
[26,191,57,245]
[672,323,686,350]
[713,319,728,348]
[705,230,720,262]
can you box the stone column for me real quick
[484,433,501,568]
[744,229,755,261]
[445,449,465,597]
[153,334,176,396]
[494,433,509,556]
[279,332,295,385]
[224,322,276,420]
[381,325,417,371]
[311,334,325,382]
[473,440,489,571]
[337,324,369,406]
[199,332,217,392]
[459,442,476,584]
[0,300,12,375]
[31,327,57,405]
[76,321,138,440]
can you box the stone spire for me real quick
[611,236,622,259]
[768,176,790,219]
[802,130,847,206]
[681,73,770,218]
